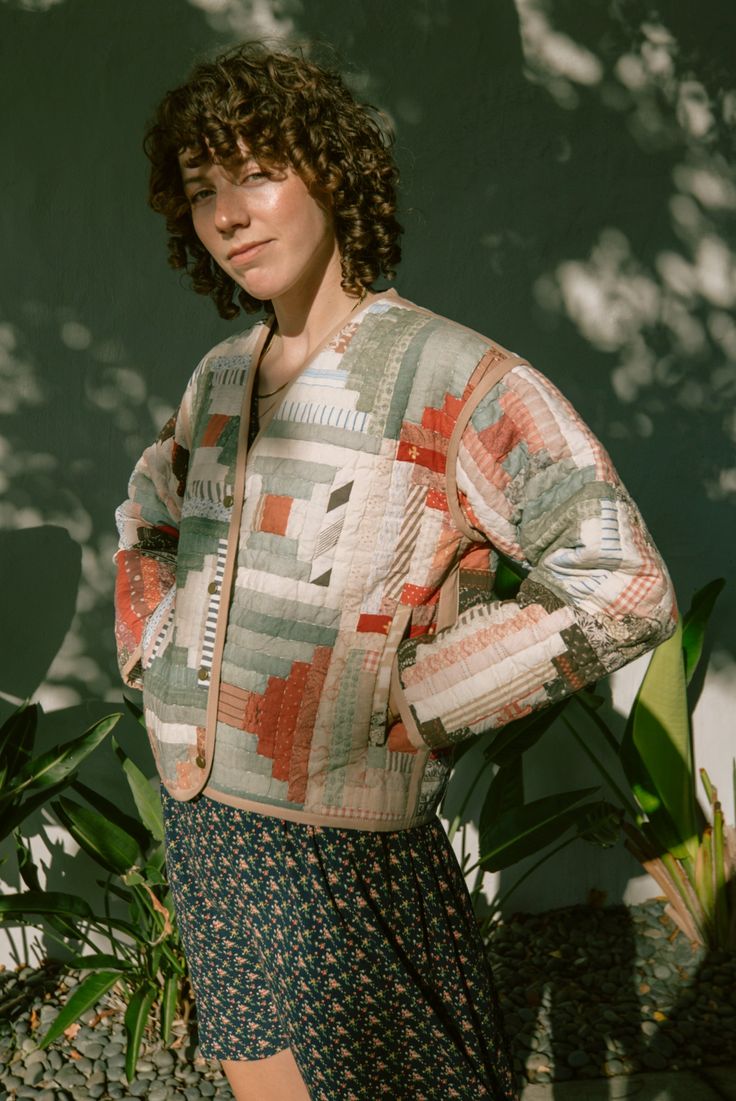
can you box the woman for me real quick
[113,42,677,1101]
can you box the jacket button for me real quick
[207,581,219,594]
[198,667,209,681]
[223,494,234,507]
[195,753,205,768]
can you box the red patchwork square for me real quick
[260,495,293,535]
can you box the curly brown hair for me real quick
[144,41,403,320]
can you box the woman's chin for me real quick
[234,277,284,304]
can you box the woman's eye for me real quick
[237,158,270,183]
[190,188,214,205]
[243,170,268,183]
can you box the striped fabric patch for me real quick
[141,586,175,667]
[309,479,353,586]
[279,399,371,433]
[198,537,228,688]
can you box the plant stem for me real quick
[468,854,487,907]
[475,831,580,943]
[712,803,730,946]
[561,713,640,819]
[101,873,121,960]
[660,849,708,943]
[571,693,622,757]
[446,754,489,844]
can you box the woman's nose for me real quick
[214,181,250,231]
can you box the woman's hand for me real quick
[386,720,418,754]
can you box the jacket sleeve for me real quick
[389,361,679,750]
[112,365,201,690]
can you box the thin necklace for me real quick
[257,291,368,400]
[258,375,290,399]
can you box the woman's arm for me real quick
[112,361,203,690]
[389,361,678,751]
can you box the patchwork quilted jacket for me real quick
[113,288,677,831]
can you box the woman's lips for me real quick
[228,240,270,265]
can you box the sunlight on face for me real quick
[179,145,337,304]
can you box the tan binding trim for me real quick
[198,320,274,787]
[377,603,413,728]
[436,561,460,632]
[199,290,399,789]
[446,348,529,542]
[200,784,437,831]
[388,657,425,749]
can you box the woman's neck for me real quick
[266,247,363,376]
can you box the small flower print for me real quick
[159,791,519,1100]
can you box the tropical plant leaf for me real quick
[478,786,600,871]
[159,941,186,977]
[681,578,725,685]
[111,736,164,843]
[38,971,120,1048]
[13,829,41,892]
[0,890,93,923]
[575,799,624,848]
[127,890,146,929]
[0,700,36,770]
[63,952,134,971]
[160,973,178,1045]
[10,843,86,942]
[0,703,38,822]
[484,757,524,825]
[123,695,147,729]
[124,981,158,1081]
[10,713,121,797]
[143,843,166,882]
[51,797,141,876]
[104,914,152,943]
[70,779,151,853]
[102,881,134,905]
[0,775,80,840]
[620,620,701,864]
[485,701,568,768]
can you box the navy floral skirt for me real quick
[161,790,519,1100]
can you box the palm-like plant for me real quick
[445,578,734,951]
[616,579,735,948]
[0,701,121,939]
[0,702,194,1081]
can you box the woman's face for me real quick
[179,147,337,304]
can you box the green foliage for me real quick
[123,982,159,1082]
[618,580,735,950]
[37,971,121,1049]
[0,703,122,949]
[450,578,735,952]
[53,794,143,875]
[478,785,603,870]
[0,700,192,1080]
[0,891,94,923]
[681,579,725,685]
[0,703,120,842]
[619,618,701,860]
